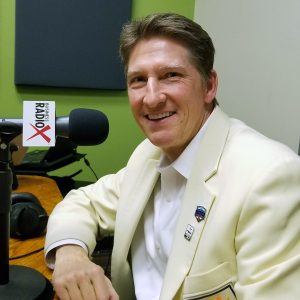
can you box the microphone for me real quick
[0,108,109,146]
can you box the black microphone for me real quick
[0,108,109,146]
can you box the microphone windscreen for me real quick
[69,108,109,146]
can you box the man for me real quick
[45,13,300,300]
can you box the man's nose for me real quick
[143,79,165,108]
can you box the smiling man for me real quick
[127,36,217,161]
[45,13,300,300]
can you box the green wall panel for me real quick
[0,0,194,182]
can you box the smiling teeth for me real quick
[148,112,174,120]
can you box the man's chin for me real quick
[147,136,174,150]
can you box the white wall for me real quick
[195,0,300,153]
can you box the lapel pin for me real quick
[195,206,206,222]
[184,224,194,241]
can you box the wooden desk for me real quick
[9,175,63,280]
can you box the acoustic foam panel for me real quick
[15,0,132,90]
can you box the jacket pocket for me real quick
[182,262,236,299]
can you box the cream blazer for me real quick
[45,106,300,299]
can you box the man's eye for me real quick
[129,77,146,85]
[166,72,179,78]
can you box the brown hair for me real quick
[119,13,218,105]
[120,13,215,83]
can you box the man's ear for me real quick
[204,70,218,104]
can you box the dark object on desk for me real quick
[13,136,99,197]
[50,175,93,197]
[0,266,53,300]
[14,136,85,174]
[10,192,48,239]
[92,236,114,279]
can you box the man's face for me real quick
[127,37,217,161]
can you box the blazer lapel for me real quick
[160,107,231,299]
[111,158,160,282]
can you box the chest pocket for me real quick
[182,262,236,300]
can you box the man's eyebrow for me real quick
[127,65,185,77]
[127,70,140,77]
[126,71,143,81]
[158,65,185,72]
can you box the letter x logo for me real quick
[26,124,52,143]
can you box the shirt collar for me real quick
[157,108,215,179]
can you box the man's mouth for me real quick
[146,111,175,120]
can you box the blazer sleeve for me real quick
[45,167,126,256]
[234,156,300,299]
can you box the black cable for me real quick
[9,247,44,261]
[83,157,98,181]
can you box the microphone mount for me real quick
[0,123,53,299]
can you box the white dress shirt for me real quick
[131,114,211,300]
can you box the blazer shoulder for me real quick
[224,117,299,171]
